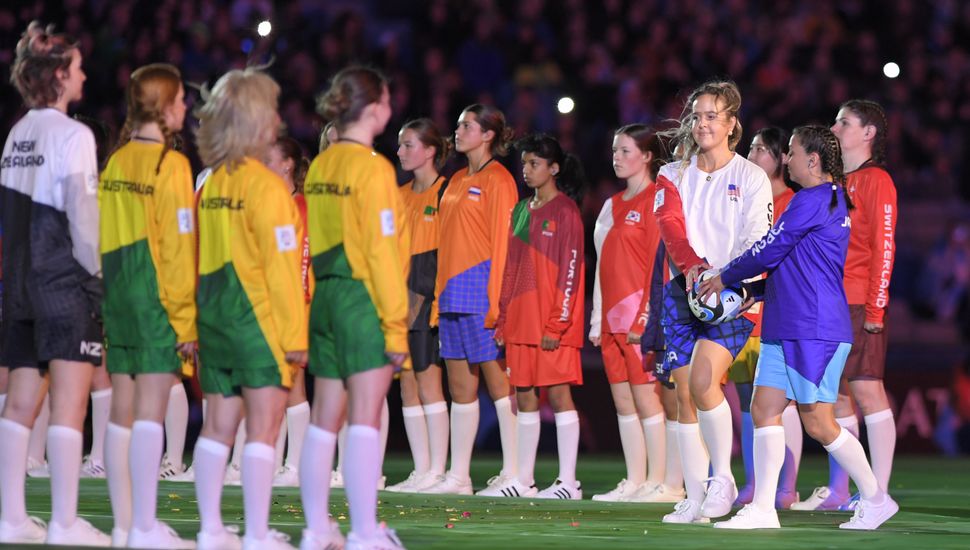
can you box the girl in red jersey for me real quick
[492,133,586,499]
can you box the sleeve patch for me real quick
[653,189,665,212]
[275,224,297,252]
[380,208,396,236]
[177,208,193,234]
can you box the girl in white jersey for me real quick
[653,80,773,524]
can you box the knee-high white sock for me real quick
[300,426,336,536]
[824,427,880,500]
[664,420,684,490]
[494,396,517,476]
[449,401,479,480]
[284,402,310,470]
[828,415,858,495]
[130,421,165,531]
[751,426,785,511]
[193,437,230,535]
[423,401,449,475]
[105,422,132,533]
[402,405,431,474]
[865,409,895,492]
[28,394,50,462]
[678,422,710,503]
[48,425,83,527]
[641,413,666,486]
[0,418,31,525]
[554,411,579,485]
[697,399,734,483]
[274,418,286,472]
[617,414,646,484]
[336,422,348,474]
[344,425,381,539]
[230,421,246,469]
[778,405,802,494]
[164,384,188,466]
[242,442,275,540]
[379,399,390,469]
[0,394,5,415]
[89,388,112,463]
[516,411,541,486]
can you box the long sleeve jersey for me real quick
[402,177,445,329]
[590,185,661,338]
[304,142,409,354]
[435,159,518,328]
[496,194,585,347]
[196,158,307,372]
[99,141,197,346]
[843,165,897,324]
[744,187,796,338]
[720,183,852,342]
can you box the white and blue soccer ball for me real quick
[688,269,748,325]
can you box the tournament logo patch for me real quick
[625,210,641,224]
[727,183,740,202]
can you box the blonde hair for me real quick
[195,68,280,173]
[11,21,78,108]
[661,80,743,164]
[117,63,182,174]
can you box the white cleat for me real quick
[422,472,473,495]
[591,479,639,502]
[112,527,128,547]
[26,456,50,478]
[243,528,296,550]
[80,455,107,479]
[0,516,47,544]
[475,472,518,497]
[159,455,186,480]
[47,517,112,547]
[536,479,582,500]
[662,499,711,524]
[839,494,899,530]
[224,463,242,486]
[714,504,781,529]
[700,475,738,518]
[299,519,345,550]
[128,520,196,548]
[168,465,196,482]
[197,526,242,550]
[331,470,344,489]
[273,465,300,487]
[623,483,686,503]
[345,523,405,550]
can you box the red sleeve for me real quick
[295,194,312,303]
[654,174,705,273]
[485,172,518,328]
[494,222,518,340]
[864,173,898,324]
[544,207,583,338]
[628,234,660,336]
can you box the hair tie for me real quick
[831,184,837,191]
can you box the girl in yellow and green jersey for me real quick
[300,66,408,550]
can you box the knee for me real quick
[2,395,37,426]
[547,389,573,412]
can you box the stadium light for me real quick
[257,20,272,37]
[557,96,575,114]
[883,62,900,79]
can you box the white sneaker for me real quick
[536,479,581,500]
[225,463,242,485]
[197,526,242,550]
[112,527,128,547]
[624,483,686,503]
[839,494,899,530]
[421,472,473,495]
[700,475,737,518]
[159,455,186,480]
[26,456,50,478]
[484,478,537,498]
[475,472,517,496]
[789,486,846,511]
[168,465,196,482]
[345,523,404,550]
[662,499,710,524]
[128,520,196,548]
[714,504,781,529]
[299,519,345,550]
[243,528,296,549]
[591,479,639,502]
[47,517,112,546]
[80,455,107,479]
[0,516,47,544]
[409,471,443,493]
[331,470,344,489]
[274,464,300,487]
[385,471,423,493]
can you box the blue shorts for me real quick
[754,340,851,404]
[661,280,753,371]
[439,312,501,363]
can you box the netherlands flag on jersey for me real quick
[468,186,482,197]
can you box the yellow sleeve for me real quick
[154,155,198,342]
[484,171,517,328]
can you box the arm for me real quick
[863,175,898,326]
[654,174,705,273]
[588,200,611,342]
[484,172,518,328]
[738,169,774,253]
[628,221,662,337]
[544,208,583,339]
[62,129,102,278]
[154,155,198,343]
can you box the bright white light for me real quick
[257,20,272,37]
[883,62,900,79]
[557,96,575,114]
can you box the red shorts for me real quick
[602,332,656,385]
[506,343,582,388]
[843,305,888,380]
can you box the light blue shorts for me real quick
[754,339,851,404]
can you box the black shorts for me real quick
[1,315,103,369]
[408,329,441,373]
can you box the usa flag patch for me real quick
[727,184,740,202]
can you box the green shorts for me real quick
[107,345,181,376]
[199,363,290,397]
[310,277,388,379]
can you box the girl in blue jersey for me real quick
[699,125,898,531]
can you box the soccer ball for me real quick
[687,269,748,325]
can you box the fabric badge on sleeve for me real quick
[381,208,396,236]
[177,208,193,234]
[275,224,297,252]
[653,189,665,212]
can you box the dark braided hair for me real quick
[515,133,587,203]
[840,99,888,166]
[792,125,855,212]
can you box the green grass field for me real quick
[20,455,970,549]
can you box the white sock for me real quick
[336,422,348,475]
[779,405,802,493]
[516,411,541,486]
[0,394,5,415]
[751,426,785,511]
[494,396,517,476]
[230,421,246,469]
[130,421,165,531]
[678,422,710,503]
[344,425,380,539]
[554,411,579,485]
[284,402,310,470]
[617,414,646,484]
[105,422,132,533]
[379,399,390,470]
[28,394,50,462]
[300,426,336,535]
[193,437,230,535]
[89,388,112,463]
[824,427,880,500]
[0,418,31,525]
[242,442,275,540]
[641,413,666,486]
[274,417,286,472]
[165,384,188,466]
[423,401,449,475]
[865,409,895,492]
[664,420,684,490]
[48,425,83,527]
[449,401,479,480]
[402,405,431,474]
[697,398,734,483]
